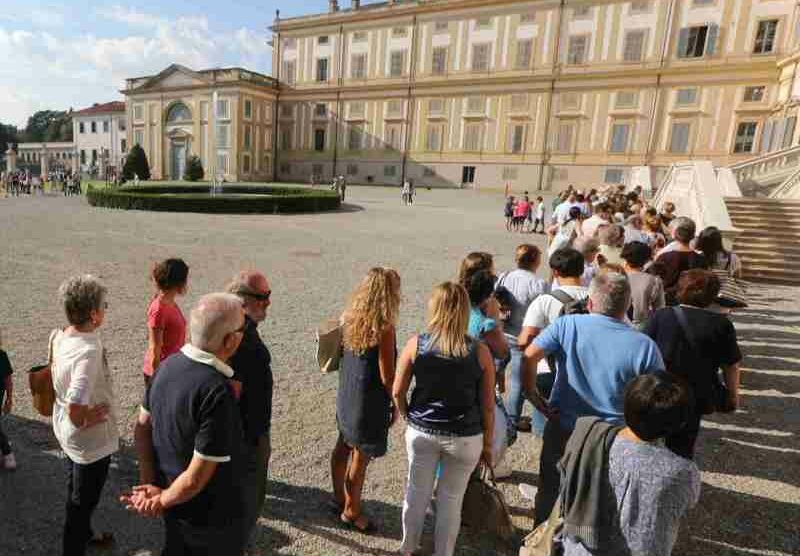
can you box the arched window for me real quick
[166,103,192,123]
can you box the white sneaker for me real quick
[3,453,17,470]
[518,483,537,502]
[493,459,513,479]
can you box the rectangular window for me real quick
[244,100,252,119]
[282,61,296,85]
[318,35,329,45]
[280,127,292,150]
[243,154,251,174]
[609,123,631,153]
[347,163,359,176]
[390,50,406,77]
[556,123,575,152]
[472,43,491,71]
[624,30,646,62]
[353,31,367,42]
[677,25,717,58]
[315,103,328,118]
[316,58,329,82]
[216,124,230,148]
[520,12,536,23]
[387,100,403,117]
[133,129,144,146]
[669,122,691,153]
[280,104,293,118]
[573,6,591,19]
[102,121,109,133]
[385,125,402,150]
[676,88,698,105]
[92,149,97,163]
[604,168,624,184]
[428,98,445,115]
[630,1,651,14]
[348,126,363,150]
[217,152,229,174]
[432,46,448,75]
[744,86,766,102]
[314,128,326,151]
[384,165,397,177]
[121,139,127,152]
[561,92,580,111]
[615,91,638,108]
[216,99,230,119]
[510,93,529,112]
[119,118,127,130]
[464,123,483,151]
[503,167,519,180]
[734,122,758,153]
[351,53,367,79]
[392,27,407,38]
[349,101,365,119]
[426,125,443,151]
[264,130,272,150]
[511,124,525,153]
[79,122,85,134]
[133,104,144,122]
[754,20,778,54]
[91,121,97,133]
[80,150,86,164]
[435,21,449,33]
[264,102,272,121]
[243,126,251,150]
[516,39,533,69]
[567,36,589,65]
[424,167,436,177]
[466,96,484,113]
[476,16,493,28]
[783,116,796,149]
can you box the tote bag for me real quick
[28,329,59,417]
[315,318,343,373]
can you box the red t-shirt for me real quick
[143,296,186,376]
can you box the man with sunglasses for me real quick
[226,271,274,555]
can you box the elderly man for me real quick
[226,271,274,553]
[123,293,246,555]
[521,272,665,525]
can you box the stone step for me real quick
[735,230,800,240]
[740,258,800,271]
[725,197,800,206]
[732,238,800,251]
[740,273,799,286]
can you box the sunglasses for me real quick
[242,290,271,302]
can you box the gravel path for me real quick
[0,187,797,556]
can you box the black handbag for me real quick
[672,307,734,415]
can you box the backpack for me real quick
[548,290,589,317]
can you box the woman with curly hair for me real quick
[331,267,401,533]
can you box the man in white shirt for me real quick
[581,202,612,239]
[551,193,582,226]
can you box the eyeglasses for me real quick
[241,289,271,302]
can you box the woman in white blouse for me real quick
[53,275,118,554]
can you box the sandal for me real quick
[340,513,377,534]
[87,532,115,548]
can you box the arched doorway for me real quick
[165,102,193,181]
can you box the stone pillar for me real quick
[5,144,16,173]
[40,149,49,181]
[99,148,107,180]
[71,149,79,175]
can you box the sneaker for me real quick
[493,459,513,479]
[518,483,537,502]
[3,453,17,470]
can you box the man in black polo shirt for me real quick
[123,293,246,555]
[226,271,274,553]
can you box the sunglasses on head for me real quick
[239,289,271,302]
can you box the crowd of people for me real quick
[504,193,546,233]
[0,186,747,556]
[1,169,81,196]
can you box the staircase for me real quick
[724,197,800,285]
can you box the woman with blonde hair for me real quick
[331,267,401,533]
[393,282,495,556]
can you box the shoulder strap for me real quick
[47,329,60,365]
[671,307,699,355]
[549,289,575,306]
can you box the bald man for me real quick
[226,272,273,554]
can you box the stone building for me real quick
[270,0,800,190]
[14,142,77,177]
[121,65,278,181]
[72,101,127,175]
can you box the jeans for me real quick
[504,343,554,437]
[163,514,241,556]
[401,427,483,556]
[533,419,571,526]
[240,432,271,549]
[63,455,111,556]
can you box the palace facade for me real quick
[270,0,800,190]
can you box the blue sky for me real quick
[0,1,331,127]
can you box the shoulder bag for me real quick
[315,318,343,373]
[462,465,517,542]
[28,329,59,417]
[712,256,748,309]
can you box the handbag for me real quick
[461,465,516,541]
[315,318,343,373]
[712,256,748,308]
[28,329,59,417]
[672,307,734,415]
[519,493,564,556]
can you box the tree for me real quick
[122,144,151,182]
[23,110,70,142]
[184,155,204,181]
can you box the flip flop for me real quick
[87,532,114,548]
[340,513,377,534]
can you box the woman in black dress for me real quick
[331,267,401,533]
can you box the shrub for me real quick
[86,184,341,214]
[184,155,204,181]
[122,144,151,182]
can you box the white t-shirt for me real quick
[552,202,582,225]
[582,214,608,238]
[536,202,546,219]
[52,330,119,464]
[496,269,550,337]
[522,285,590,330]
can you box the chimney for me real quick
[352,0,360,9]
[329,0,338,13]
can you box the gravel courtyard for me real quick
[0,186,798,556]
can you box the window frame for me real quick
[623,30,646,63]
[316,58,329,83]
[516,39,534,70]
[669,121,691,154]
[390,50,407,77]
[471,43,492,72]
[608,122,632,153]
[351,53,367,80]
[567,35,590,65]
[432,46,448,75]
[753,19,779,55]
[733,121,758,154]
[314,128,326,152]
[743,86,766,103]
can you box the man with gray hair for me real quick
[123,293,246,554]
[226,271,274,554]
[521,272,665,525]
[656,216,708,304]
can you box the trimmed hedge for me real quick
[86,184,341,214]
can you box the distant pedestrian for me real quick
[532,196,546,234]
[143,259,189,387]
[339,175,347,201]
[504,196,516,231]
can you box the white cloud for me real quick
[0,8,272,127]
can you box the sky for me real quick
[0,0,331,127]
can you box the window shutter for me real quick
[705,24,718,56]
[676,28,689,58]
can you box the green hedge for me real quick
[86,184,341,214]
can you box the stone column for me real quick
[5,144,16,173]
[71,149,79,175]
[99,148,107,180]
[40,148,49,181]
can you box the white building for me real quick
[72,101,127,174]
